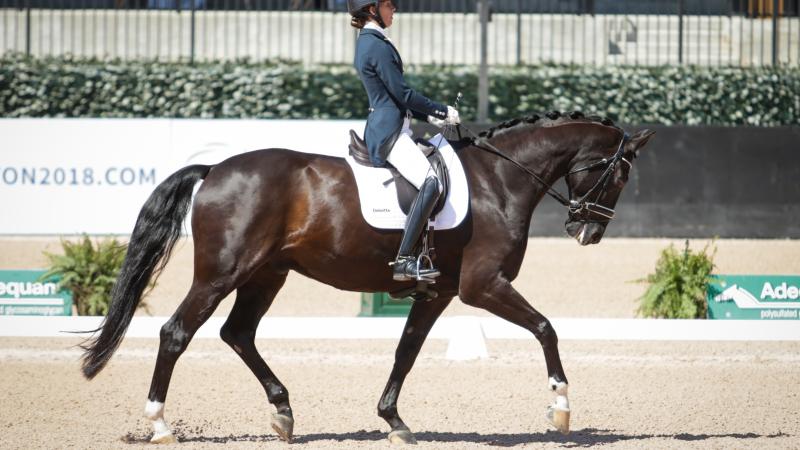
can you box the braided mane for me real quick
[478,111,620,139]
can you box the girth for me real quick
[348,130,450,217]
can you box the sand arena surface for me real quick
[1,338,799,449]
[1,237,799,448]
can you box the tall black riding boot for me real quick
[392,176,441,281]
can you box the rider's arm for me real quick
[410,110,428,122]
[371,51,447,121]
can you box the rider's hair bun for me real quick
[350,7,372,29]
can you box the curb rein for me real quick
[448,122,630,224]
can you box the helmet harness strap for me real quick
[370,1,387,29]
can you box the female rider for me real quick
[348,0,461,282]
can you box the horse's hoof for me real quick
[388,426,418,445]
[546,405,571,435]
[150,431,177,444]
[271,412,294,443]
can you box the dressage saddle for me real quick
[348,130,450,217]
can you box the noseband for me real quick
[456,124,630,223]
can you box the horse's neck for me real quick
[462,130,575,209]
[510,131,575,187]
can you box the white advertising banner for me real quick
[0,119,363,235]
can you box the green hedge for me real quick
[2,54,798,125]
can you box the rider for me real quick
[348,0,461,282]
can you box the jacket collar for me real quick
[363,21,388,38]
[359,27,387,41]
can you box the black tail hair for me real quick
[81,164,212,379]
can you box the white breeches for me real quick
[386,120,441,192]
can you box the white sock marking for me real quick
[548,377,570,410]
[144,400,172,439]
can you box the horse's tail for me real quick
[81,164,212,380]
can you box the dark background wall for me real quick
[413,124,800,239]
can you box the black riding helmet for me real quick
[348,0,395,28]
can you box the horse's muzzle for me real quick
[565,220,607,246]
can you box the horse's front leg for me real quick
[378,296,453,444]
[459,272,571,434]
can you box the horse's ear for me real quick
[627,129,656,152]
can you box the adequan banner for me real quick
[0,119,361,235]
[0,270,72,316]
[707,275,800,320]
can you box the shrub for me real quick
[40,235,131,316]
[637,240,716,319]
[2,53,799,125]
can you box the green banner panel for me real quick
[707,275,800,320]
[0,270,72,316]
[359,292,413,317]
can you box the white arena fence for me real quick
[1,1,799,66]
[2,316,798,360]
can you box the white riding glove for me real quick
[427,106,460,128]
[444,105,461,125]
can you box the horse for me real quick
[80,111,655,445]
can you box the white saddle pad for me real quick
[345,134,469,230]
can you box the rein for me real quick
[450,122,630,221]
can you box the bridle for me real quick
[451,122,631,223]
[564,132,631,222]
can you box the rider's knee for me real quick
[423,175,442,196]
[431,175,443,195]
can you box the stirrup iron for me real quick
[415,251,439,283]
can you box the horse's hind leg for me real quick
[378,296,453,444]
[459,273,571,434]
[144,280,233,443]
[219,271,294,442]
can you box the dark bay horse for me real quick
[81,111,655,444]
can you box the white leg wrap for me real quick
[144,401,174,442]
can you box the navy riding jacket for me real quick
[354,28,448,167]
